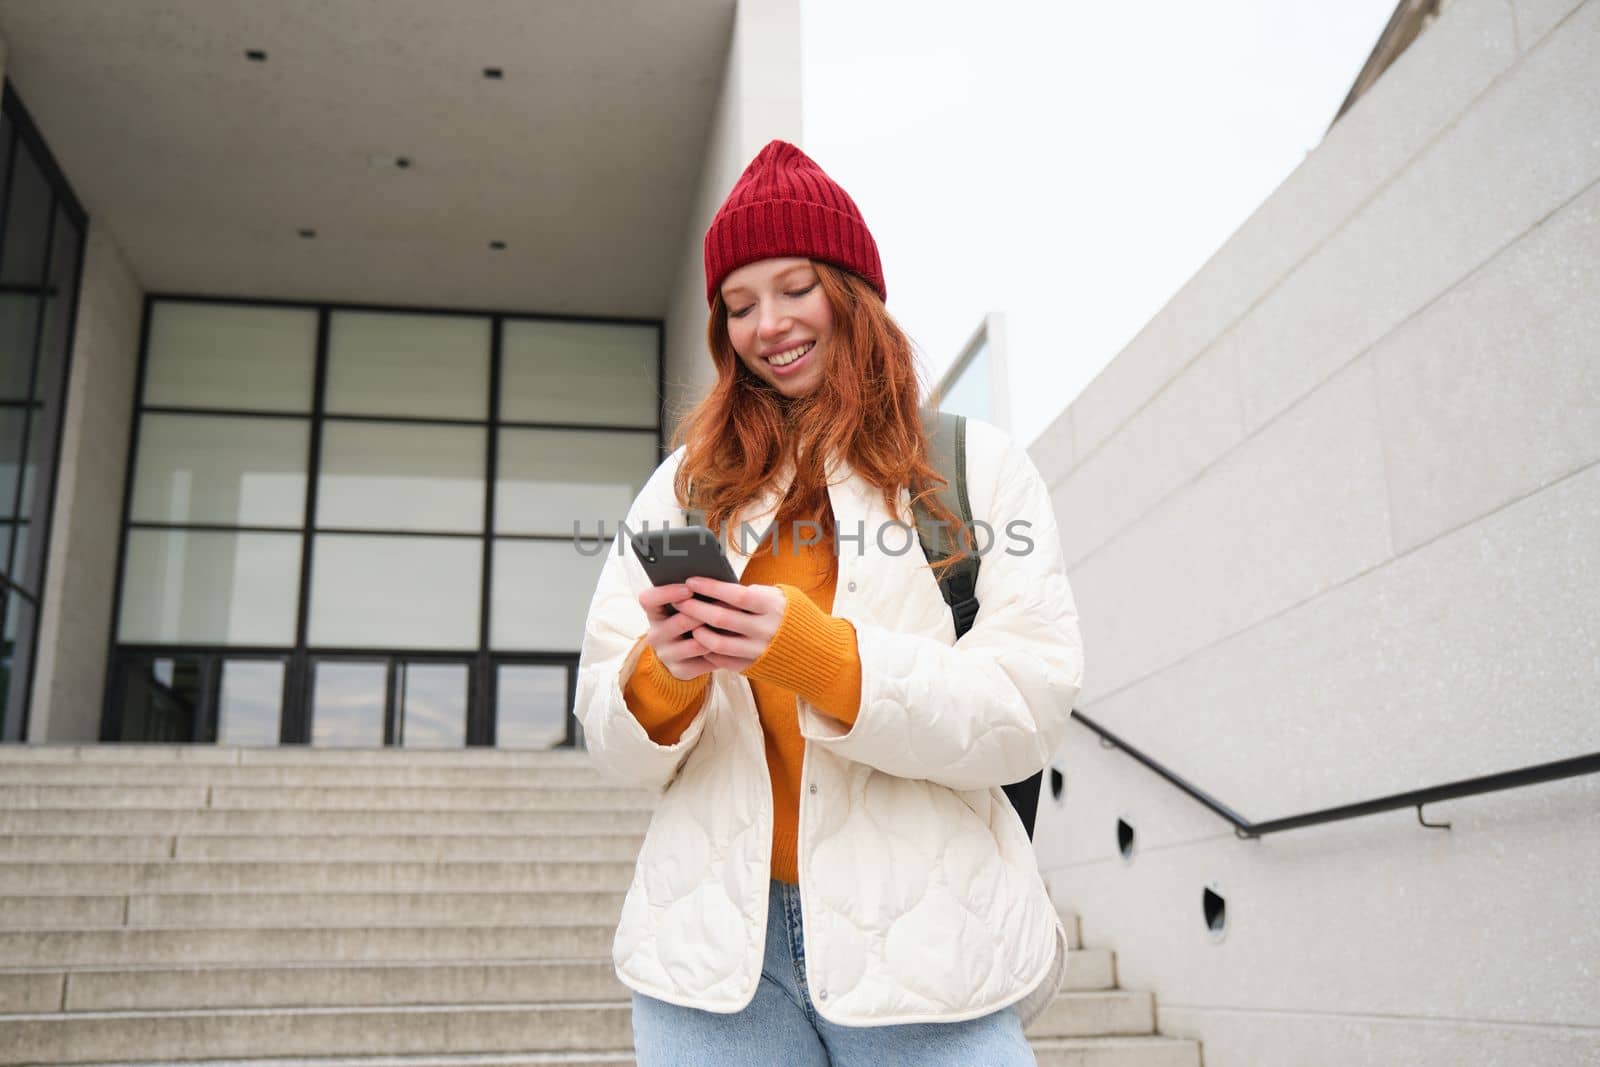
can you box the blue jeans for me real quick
[630,878,1037,1066]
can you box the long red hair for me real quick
[670,261,971,575]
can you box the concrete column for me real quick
[28,223,144,741]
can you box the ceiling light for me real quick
[490,241,506,250]
[245,50,267,62]
[483,67,504,80]
[298,229,316,239]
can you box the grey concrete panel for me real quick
[1045,458,1600,862]
[1512,0,1591,51]
[1068,357,1393,702]
[1159,1003,1600,1067]
[1373,177,1600,552]
[1029,408,1076,488]
[1235,0,1600,436]
[1050,343,1243,568]
[1061,0,1520,463]
[1043,771,1600,1027]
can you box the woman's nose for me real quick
[757,312,790,340]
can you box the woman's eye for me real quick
[785,284,817,298]
[728,304,754,319]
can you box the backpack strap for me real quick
[914,408,981,638]
[914,409,1043,840]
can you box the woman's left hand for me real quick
[671,577,786,673]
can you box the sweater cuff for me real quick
[622,638,711,745]
[742,584,862,726]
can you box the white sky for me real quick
[800,0,1399,447]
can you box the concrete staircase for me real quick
[0,745,1200,1066]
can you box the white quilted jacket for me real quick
[575,417,1084,1028]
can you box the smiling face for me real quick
[720,257,834,399]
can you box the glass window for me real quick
[311,660,386,747]
[495,428,656,538]
[397,662,468,748]
[130,414,309,527]
[117,654,204,743]
[9,523,27,587]
[308,534,480,650]
[938,340,992,423]
[144,302,318,413]
[325,311,490,420]
[37,206,82,405]
[316,421,485,533]
[0,145,52,285]
[491,539,607,652]
[0,408,25,522]
[0,591,37,740]
[216,659,285,746]
[501,319,658,426]
[0,292,39,401]
[495,663,570,749]
[118,529,302,645]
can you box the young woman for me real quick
[575,140,1084,1066]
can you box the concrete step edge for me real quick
[13,1053,635,1067]
[1029,1036,1201,1048]
[2,1000,629,1020]
[1,957,618,975]
[0,920,620,934]
[0,832,647,843]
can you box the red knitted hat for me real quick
[703,140,886,307]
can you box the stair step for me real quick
[0,785,656,811]
[0,745,1196,1064]
[0,832,645,863]
[0,860,637,894]
[0,764,613,788]
[1024,990,1154,1038]
[5,1044,1203,1067]
[0,890,630,929]
[1,1002,635,1063]
[0,1001,1201,1065]
[6,1054,635,1067]
[0,745,595,768]
[1031,1036,1203,1066]
[0,807,654,835]
[6,959,627,1012]
[0,921,617,967]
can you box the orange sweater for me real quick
[620,519,861,884]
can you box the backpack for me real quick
[913,408,1044,841]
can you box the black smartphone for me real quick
[629,525,740,627]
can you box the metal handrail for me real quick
[1071,709,1600,839]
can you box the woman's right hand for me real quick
[638,585,716,681]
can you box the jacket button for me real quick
[847,581,857,592]
[818,990,828,1000]
[808,784,817,795]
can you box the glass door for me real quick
[307,654,471,748]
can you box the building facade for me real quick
[0,0,799,749]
